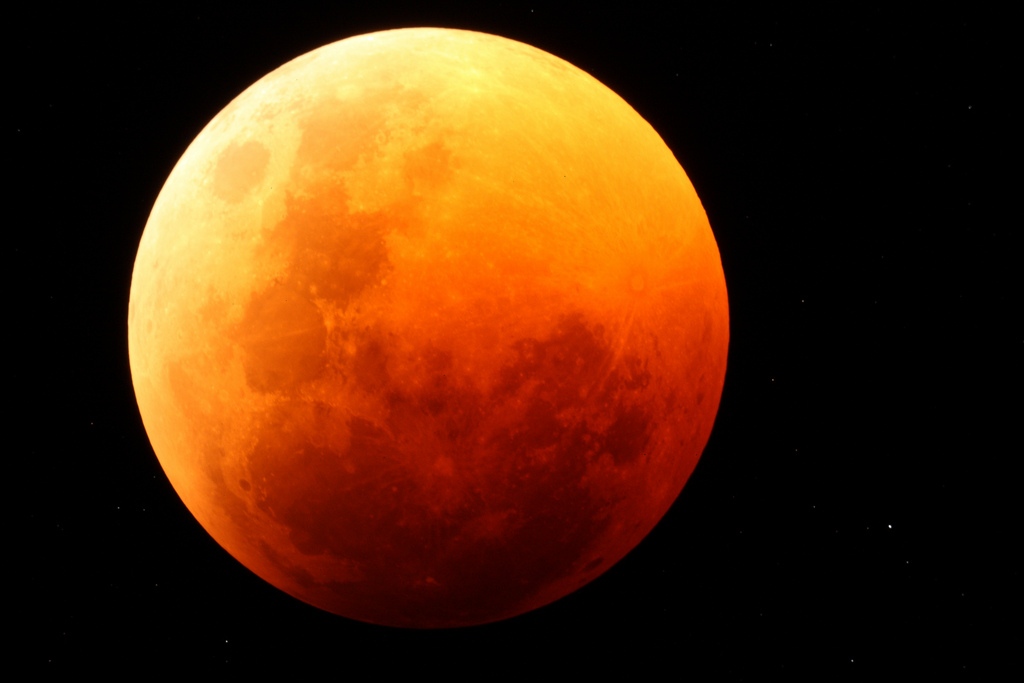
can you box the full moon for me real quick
[129,28,728,628]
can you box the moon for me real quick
[128,27,728,628]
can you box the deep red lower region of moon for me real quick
[128,28,729,628]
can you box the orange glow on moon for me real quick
[128,28,728,628]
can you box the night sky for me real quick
[16,4,1014,674]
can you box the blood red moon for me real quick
[128,28,728,628]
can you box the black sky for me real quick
[14,3,1015,675]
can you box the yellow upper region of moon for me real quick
[129,28,728,628]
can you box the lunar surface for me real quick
[128,28,729,628]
